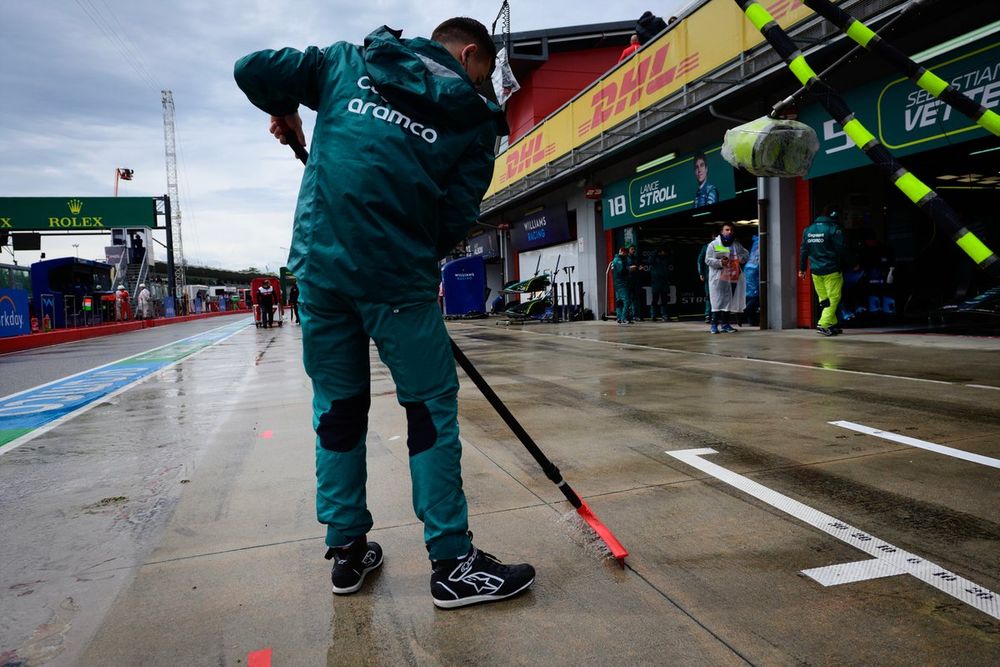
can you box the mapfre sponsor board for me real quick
[484,0,814,199]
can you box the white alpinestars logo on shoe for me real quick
[447,550,504,594]
[362,551,377,566]
[455,571,504,594]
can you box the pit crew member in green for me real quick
[611,247,633,324]
[798,206,847,336]
[650,248,673,321]
[235,18,535,608]
[696,240,712,322]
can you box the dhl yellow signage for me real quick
[483,0,814,200]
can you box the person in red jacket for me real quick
[618,34,640,62]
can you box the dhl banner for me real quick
[483,0,814,200]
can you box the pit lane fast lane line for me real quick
[0,318,252,456]
[829,421,1000,469]
[666,448,999,621]
[501,326,1000,389]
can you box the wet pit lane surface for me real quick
[0,318,997,666]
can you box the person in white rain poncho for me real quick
[137,283,151,319]
[704,223,749,334]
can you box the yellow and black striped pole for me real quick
[736,0,999,277]
[802,0,1000,137]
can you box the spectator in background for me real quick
[635,10,667,44]
[119,285,132,321]
[137,283,151,319]
[696,237,713,323]
[744,235,761,326]
[130,232,144,264]
[627,245,646,320]
[618,34,641,63]
[799,204,847,336]
[649,248,673,322]
[257,280,275,328]
[288,283,300,324]
[611,247,633,324]
[705,223,749,334]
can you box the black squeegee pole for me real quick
[449,340,583,509]
[283,131,584,509]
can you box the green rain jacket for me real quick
[234,27,508,302]
[696,243,710,281]
[799,215,846,276]
[611,255,630,291]
[650,255,672,289]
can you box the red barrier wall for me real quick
[0,310,249,355]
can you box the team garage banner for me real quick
[0,197,156,230]
[483,0,814,199]
[510,205,571,252]
[602,147,736,229]
[802,39,1000,179]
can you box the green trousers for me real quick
[812,272,843,328]
[614,284,633,322]
[299,283,471,561]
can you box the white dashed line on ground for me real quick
[666,448,999,620]
[829,420,1000,470]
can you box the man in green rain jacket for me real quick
[611,247,633,324]
[650,249,674,321]
[799,206,847,336]
[235,17,534,609]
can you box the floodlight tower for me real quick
[161,90,187,291]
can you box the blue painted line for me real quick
[0,363,162,429]
[0,318,252,452]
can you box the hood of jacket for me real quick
[363,26,508,134]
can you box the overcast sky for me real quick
[1,0,687,273]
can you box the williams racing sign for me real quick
[0,197,156,230]
[510,205,571,252]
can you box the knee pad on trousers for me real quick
[316,393,371,452]
[400,401,437,457]
[818,298,831,308]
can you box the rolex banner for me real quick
[0,197,156,230]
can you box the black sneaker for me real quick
[327,537,383,595]
[430,546,535,609]
[816,326,835,337]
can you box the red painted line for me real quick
[260,430,273,439]
[247,648,272,667]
